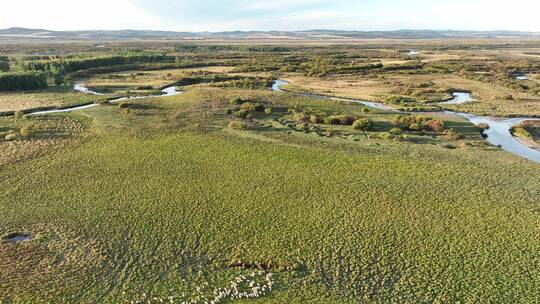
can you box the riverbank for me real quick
[273,80,540,163]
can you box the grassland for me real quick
[513,120,540,149]
[0,86,108,113]
[1,41,540,303]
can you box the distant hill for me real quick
[1,27,539,41]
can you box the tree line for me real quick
[21,53,170,85]
[0,72,48,91]
[175,45,290,53]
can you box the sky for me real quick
[1,0,539,32]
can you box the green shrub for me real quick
[97,99,111,106]
[228,120,248,130]
[389,127,402,136]
[229,97,243,105]
[224,108,233,115]
[19,125,34,138]
[390,115,403,127]
[293,112,310,123]
[118,102,130,109]
[14,111,24,120]
[337,115,356,125]
[296,123,310,132]
[352,118,372,131]
[240,102,256,112]
[0,61,9,72]
[511,126,532,139]
[254,103,265,112]
[234,109,248,119]
[386,96,417,104]
[264,107,273,114]
[324,115,355,125]
[415,115,427,124]
[309,115,324,124]
[379,132,395,140]
[445,128,462,140]
[408,123,422,131]
[324,116,340,125]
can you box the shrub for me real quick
[445,128,462,140]
[14,111,24,120]
[337,115,356,125]
[234,109,248,119]
[353,118,372,139]
[386,96,417,104]
[228,121,248,130]
[118,102,130,109]
[0,61,9,72]
[408,123,422,131]
[292,112,310,123]
[389,127,402,135]
[324,115,355,125]
[4,132,17,141]
[309,115,324,124]
[511,126,532,139]
[19,125,34,138]
[264,107,273,114]
[425,119,446,132]
[390,115,403,127]
[229,97,243,105]
[254,103,265,112]
[224,108,233,115]
[296,123,310,132]
[415,115,427,124]
[477,123,490,130]
[379,132,395,140]
[240,102,256,113]
[288,103,303,114]
[324,116,340,125]
[97,99,111,106]
[353,118,372,131]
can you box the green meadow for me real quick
[1,42,540,303]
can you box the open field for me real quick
[1,40,540,303]
[0,87,108,113]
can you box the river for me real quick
[272,80,540,163]
[28,84,181,116]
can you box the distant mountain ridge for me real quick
[1,27,540,40]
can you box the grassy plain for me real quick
[0,87,107,113]
[1,40,540,303]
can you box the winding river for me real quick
[440,92,475,105]
[272,80,540,164]
[28,84,181,116]
[27,80,540,163]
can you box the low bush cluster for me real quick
[228,120,248,130]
